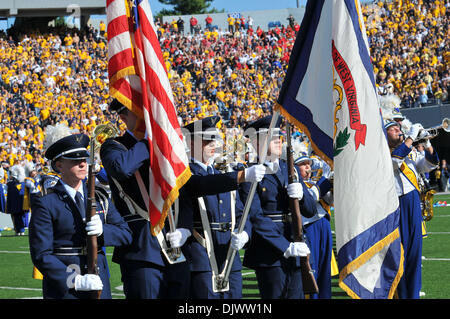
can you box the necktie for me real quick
[207,166,214,175]
[75,192,86,218]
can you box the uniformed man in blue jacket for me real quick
[29,124,132,299]
[181,116,270,299]
[239,115,318,299]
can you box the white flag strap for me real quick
[196,197,229,292]
[134,170,185,264]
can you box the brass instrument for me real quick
[93,123,120,152]
[214,134,248,172]
[418,118,450,141]
[418,173,436,222]
[421,189,436,222]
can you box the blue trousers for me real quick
[120,260,166,299]
[165,261,191,299]
[23,212,30,228]
[304,217,332,299]
[397,190,422,299]
[190,270,242,299]
[255,264,304,299]
[12,213,25,233]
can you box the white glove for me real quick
[74,274,103,291]
[406,123,423,141]
[283,242,310,258]
[311,158,323,170]
[85,214,103,237]
[230,230,249,250]
[263,161,279,174]
[287,182,303,200]
[244,164,266,182]
[166,228,191,248]
[322,162,332,179]
[424,139,432,148]
[418,129,430,140]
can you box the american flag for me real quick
[106,0,191,235]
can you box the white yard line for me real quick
[242,271,256,276]
[0,286,125,298]
[426,232,450,234]
[423,258,450,261]
[0,286,41,291]
[0,250,29,254]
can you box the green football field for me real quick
[0,194,449,299]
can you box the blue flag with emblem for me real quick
[276,0,403,298]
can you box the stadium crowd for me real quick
[0,0,447,207]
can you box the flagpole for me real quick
[215,111,281,292]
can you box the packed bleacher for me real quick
[0,0,447,185]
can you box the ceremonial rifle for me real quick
[85,123,120,299]
[286,122,319,294]
[86,136,102,299]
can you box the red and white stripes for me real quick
[107,0,191,235]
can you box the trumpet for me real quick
[418,117,450,141]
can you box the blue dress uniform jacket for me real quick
[184,163,250,272]
[165,166,243,299]
[240,159,317,269]
[100,131,195,298]
[29,181,132,299]
[239,159,317,299]
[183,162,251,298]
[6,179,25,215]
[6,179,26,234]
[100,131,167,266]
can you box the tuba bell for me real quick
[92,123,120,152]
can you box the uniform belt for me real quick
[265,213,292,223]
[53,247,103,256]
[194,221,232,232]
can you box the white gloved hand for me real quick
[283,242,311,258]
[230,230,249,250]
[321,162,332,179]
[406,123,423,141]
[85,214,103,237]
[74,274,103,291]
[424,139,432,149]
[418,129,430,140]
[244,164,266,182]
[311,158,323,171]
[287,182,303,200]
[166,228,191,248]
[263,161,279,174]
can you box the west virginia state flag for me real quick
[276,0,403,298]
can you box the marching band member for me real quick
[7,164,27,235]
[29,123,132,299]
[385,119,438,299]
[294,148,333,299]
[239,115,317,299]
